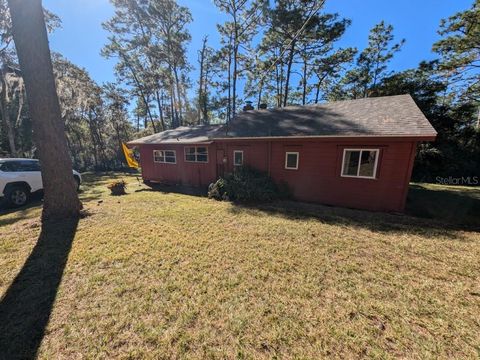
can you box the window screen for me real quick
[234,151,243,166]
[154,150,176,164]
[285,152,299,170]
[184,147,208,163]
[342,150,378,178]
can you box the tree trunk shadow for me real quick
[0,218,79,359]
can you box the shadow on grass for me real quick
[0,182,104,227]
[0,218,79,359]
[228,200,478,240]
[0,193,43,227]
[141,182,480,235]
[406,184,480,228]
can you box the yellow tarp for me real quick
[122,143,139,168]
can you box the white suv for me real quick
[0,158,82,207]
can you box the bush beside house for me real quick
[208,167,290,202]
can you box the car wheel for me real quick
[6,185,29,207]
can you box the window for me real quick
[184,146,208,163]
[341,149,379,179]
[285,152,299,170]
[20,160,41,171]
[153,150,176,164]
[0,161,20,172]
[233,150,243,166]
[0,160,40,172]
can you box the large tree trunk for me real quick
[7,0,82,220]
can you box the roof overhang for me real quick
[213,134,437,142]
[127,134,437,146]
[127,140,214,146]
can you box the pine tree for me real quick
[214,0,267,120]
[334,21,404,99]
[102,0,192,129]
[258,0,351,106]
[433,0,480,127]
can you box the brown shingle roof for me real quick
[223,94,436,138]
[127,125,224,145]
[128,94,436,145]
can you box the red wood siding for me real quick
[138,137,418,212]
[139,144,217,186]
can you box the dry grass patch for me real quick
[0,174,479,359]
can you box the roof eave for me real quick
[212,134,438,141]
[127,134,437,146]
[127,140,214,146]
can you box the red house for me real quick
[128,95,436,212]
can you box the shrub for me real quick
[208,167,290,202]
[107,180,127,196]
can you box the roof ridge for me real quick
[231,94,413,117]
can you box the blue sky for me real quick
[43,0,472,90]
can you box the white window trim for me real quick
[341,148,379,179]
[285,152,299,170]
[153,150,177,164]
[184,146,209,163]
[233,150,244,166]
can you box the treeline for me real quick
[0,1,134,170]
[0,0,479,180]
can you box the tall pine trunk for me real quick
[314,73,327,104]
[232,12,239,119]
[227,37,232,123]
[202,68,209,123]
[257,80,264,109]
[8,0,82,220]
[155,90,165,131]
[198,36,207,125]
[232,43,238,118]
[302,55,308,105]
[283,40,296,107]
[173,64,183,126]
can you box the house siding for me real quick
[139,144,217,187]
[138,137,418,212]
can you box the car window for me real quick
[20,161,41,172]
[0,161,21,172]
[0,160,41,172]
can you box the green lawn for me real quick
[0,174,479,359]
